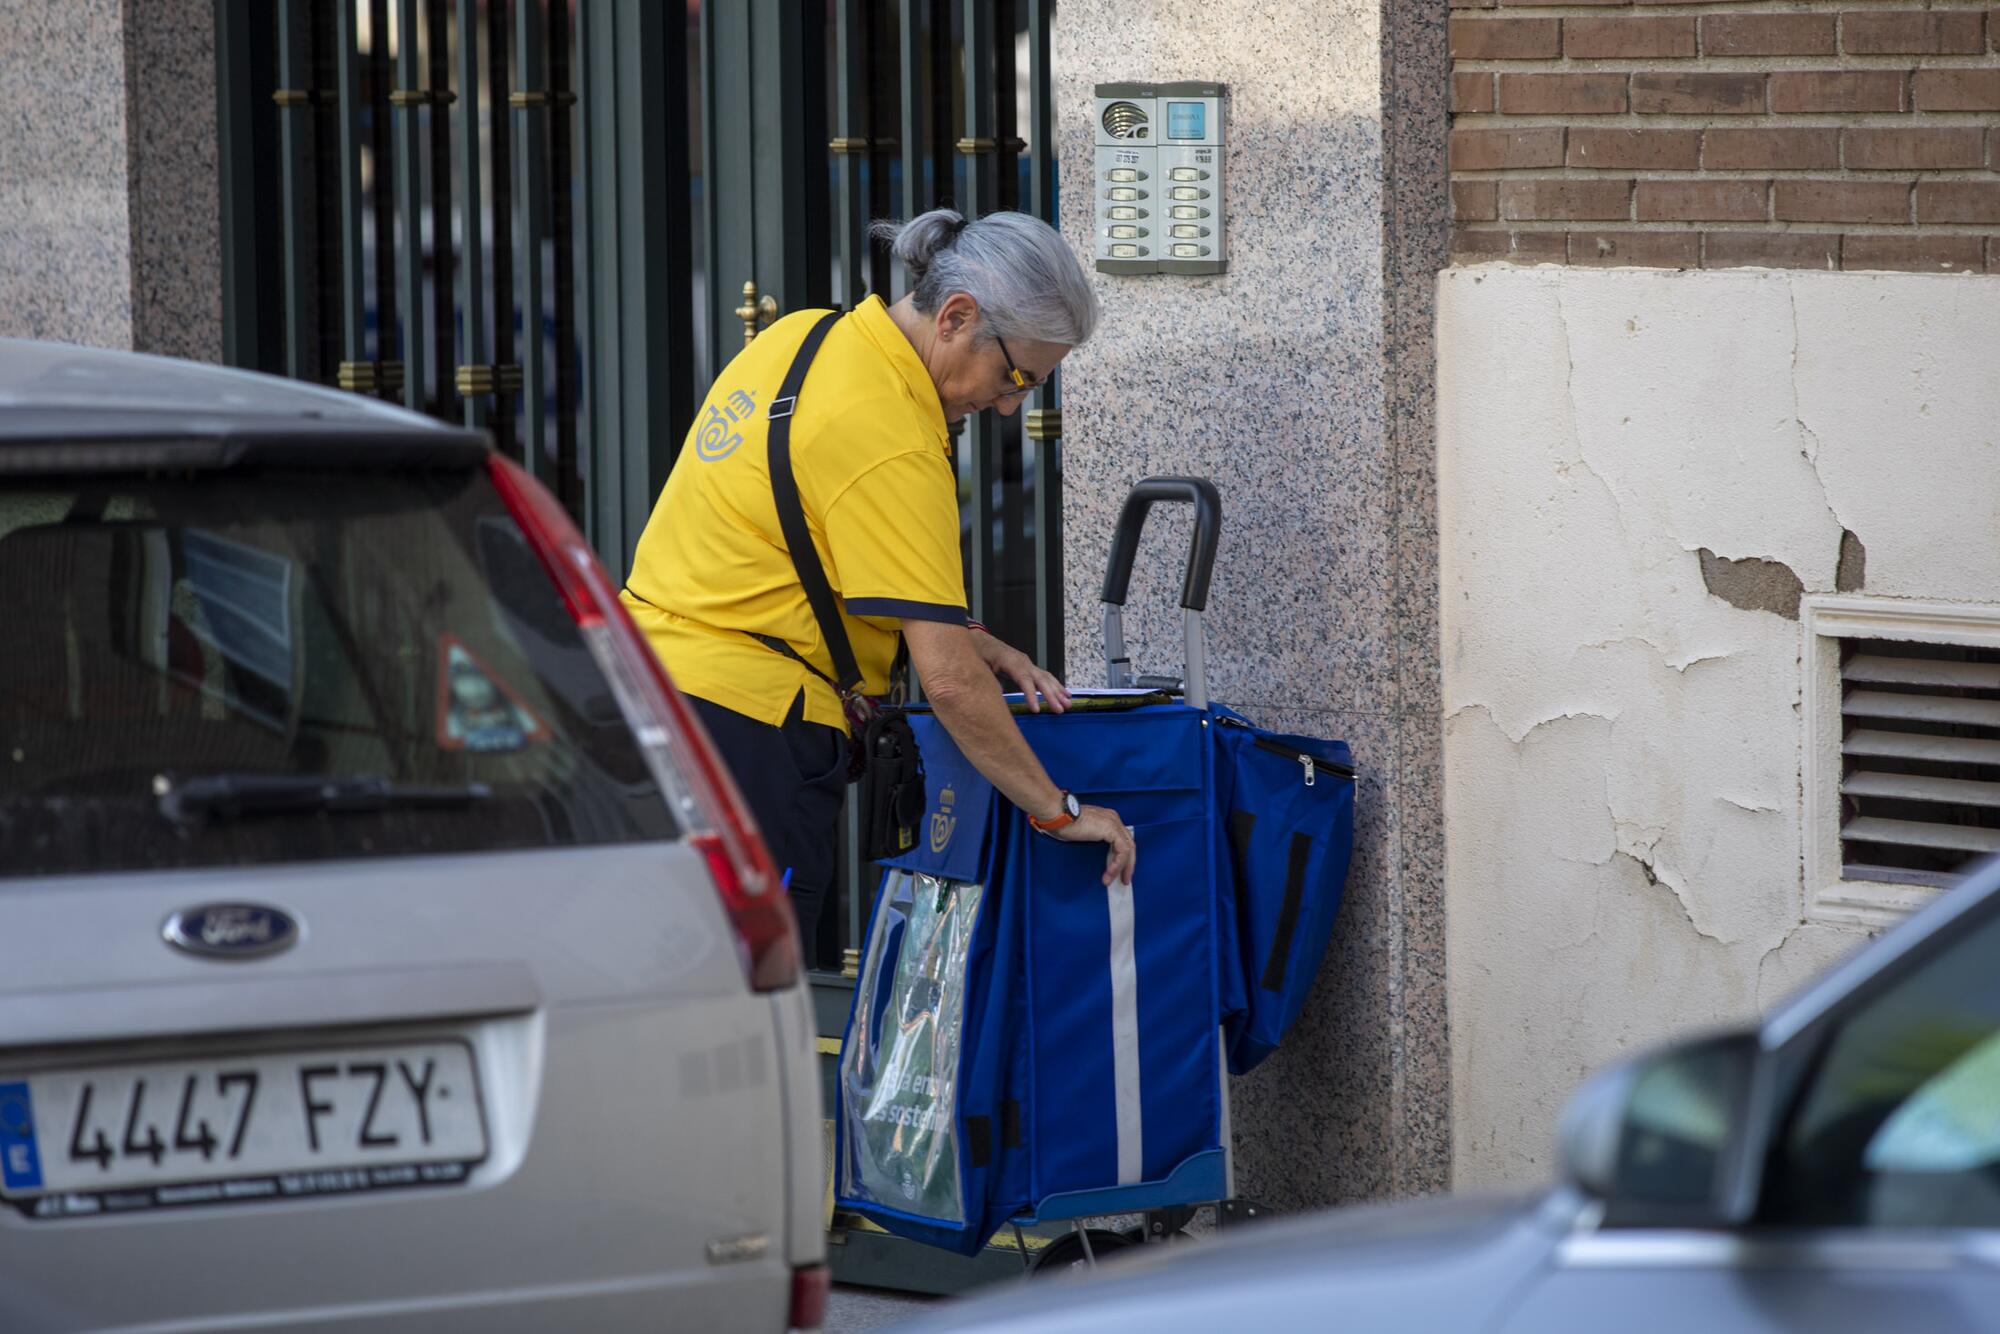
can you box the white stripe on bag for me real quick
[1106,827,1144,1185]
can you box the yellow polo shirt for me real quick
[621,296,966,729]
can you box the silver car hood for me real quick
[907,1191,1573,1333]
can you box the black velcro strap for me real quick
[1228,810,1257,887]
[1260,832,1315,994]
[966,1115,993,1168]
[766,310,860,694]
[1001,1099,1023,1149]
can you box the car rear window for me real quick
[0,466,679,877]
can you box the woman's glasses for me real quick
[994,334,1041,401]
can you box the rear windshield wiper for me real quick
[155,772,493,826]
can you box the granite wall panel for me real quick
[0,0,135,347]
[0,0,221,360]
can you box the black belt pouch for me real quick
[856,709,926,862]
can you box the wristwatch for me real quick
[1029,790,1081,835]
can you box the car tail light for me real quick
[486,454,799,992]
[789,1263,830,1333]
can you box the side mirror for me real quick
[1557,1031,1757,1227]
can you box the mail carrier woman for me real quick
[623,209,1134,948]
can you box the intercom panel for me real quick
[1093,81,1226,277]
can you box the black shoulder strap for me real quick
[764,310,861,695]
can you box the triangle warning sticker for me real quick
[435,633,551,753]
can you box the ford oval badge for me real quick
[163,904,300,961]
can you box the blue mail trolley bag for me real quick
[838,475,1359,1260]
[833,717,1031,1256]
[836,694,1232,1249]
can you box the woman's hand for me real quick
[1049,804,1136,886]
[970,628,1072,714]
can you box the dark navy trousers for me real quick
[688,691,848,957]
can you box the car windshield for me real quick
[0,466,678,876]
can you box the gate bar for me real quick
[426,0,455,415]
[895,0,924,297]
[961,0,997,623]
[865,1,896,299]
[276,0,312,381]
[456,0,488,429]
[928,0,953,214]
[1027,0,1054,224]
[393,0,428,411]
[338,1,376,392]
[547,0,580,509]
[369,0,398,395]
[833,0,869,310]
[994,0,1020,213]
[216,0,282,375]
[513,0,549,479]
[487,0,517,457]
[1027,0,1062,676]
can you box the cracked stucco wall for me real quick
[1438,264,2000,1190]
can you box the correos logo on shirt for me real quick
[693,389,758,461]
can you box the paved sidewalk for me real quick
[826,1283,939,1332]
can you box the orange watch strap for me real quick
[1029,793,1078,832]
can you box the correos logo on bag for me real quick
[929,785,957,853]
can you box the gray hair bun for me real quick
[870,208,1100,348]
[871,208,967,287]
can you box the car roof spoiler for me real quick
[0,411,491,474]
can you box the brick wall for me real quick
[1448,2,2000,270]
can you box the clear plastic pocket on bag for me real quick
[839,869,986,1223]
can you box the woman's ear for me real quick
[934,292,980,343]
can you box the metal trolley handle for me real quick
[1099,477,1222,709]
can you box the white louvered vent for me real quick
[1839,640,2000,887]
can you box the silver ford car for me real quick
[0,341,826,1332]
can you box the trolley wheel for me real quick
[1029,1228,1135,1277]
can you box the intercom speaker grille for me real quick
[1101,101,1148,140]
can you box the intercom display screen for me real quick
[1166,102,1206,140]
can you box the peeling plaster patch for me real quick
[1837,529,1867,593]
[1614,847,1731,945]
[1578,638,1732,674]
[1718,794,1781,815]
[1447,701,1618,747]
[1612,820,1742,945]
[1618,848,1661,887]
[1698,548,1803,620]
[1670,650,1731,673]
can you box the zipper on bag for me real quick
[1217,716,1356,784]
